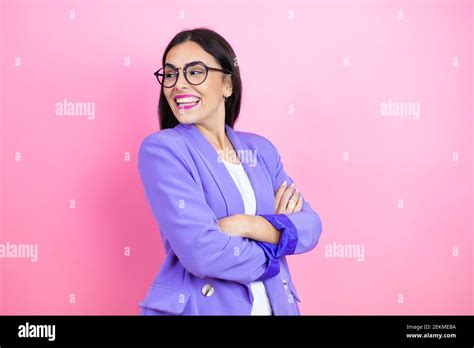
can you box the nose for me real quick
[175,67,189,89]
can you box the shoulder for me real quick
[138,128,191,170]
[235,130,282,175]
[235,130,278,157]
[138,128,197,182]
[138,128,189,159]
[139,128,183,149]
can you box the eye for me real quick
[188,65,206,75]
[163,69,178,79]
[189,69,204,75]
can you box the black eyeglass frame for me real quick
[154,61,232,88]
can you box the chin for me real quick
[175,113,201,125]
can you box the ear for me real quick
[223,74,233,96]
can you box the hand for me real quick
[217,214,253,238]
[274,181,303,214]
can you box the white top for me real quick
[222,159,273,315]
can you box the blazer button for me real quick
[283,279,289,290]
[201,284,215,297]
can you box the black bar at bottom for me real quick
[0,315,472,346]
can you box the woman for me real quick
[137,28,322,315]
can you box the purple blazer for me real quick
[137,122,323,315]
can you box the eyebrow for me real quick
[164,60,205,68]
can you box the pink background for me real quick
[0,0,472,315]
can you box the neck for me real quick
[195,119,227,151]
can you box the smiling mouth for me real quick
[174,96,201,110]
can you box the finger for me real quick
[293,195,303,213]
[286,188,300,213]
[277,183,295,213]
[274,180,287,210]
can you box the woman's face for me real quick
[163,41,232,126]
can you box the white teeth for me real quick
[175,97,200,104]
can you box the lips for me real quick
[173,94,201,110]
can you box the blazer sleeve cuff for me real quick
[260,214,298,257]
[255,241,280,281]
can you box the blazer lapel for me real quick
[174,123,244,217]
[225,124,274,216]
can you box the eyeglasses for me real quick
[154,61,232,88]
